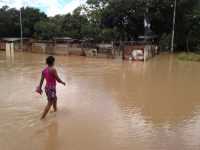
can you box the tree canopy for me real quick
[0,0,199,51]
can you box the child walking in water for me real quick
[37,56,65,119]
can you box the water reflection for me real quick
[5,48,14,62]
[44,121,59,150]
[105,55,200,124]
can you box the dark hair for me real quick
[46,56,55,66]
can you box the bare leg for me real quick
[52,99,57,112]
[41,101,53,119]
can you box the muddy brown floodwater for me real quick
[0,51,200,150]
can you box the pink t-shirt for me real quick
[43,67,56,86]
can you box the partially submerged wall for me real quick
[14,42,31,52]
[1,40,116,59]
[1,41,31,51]
[0,41,6,50]
[82,43,97,58]
[123,42,158,61]
[124,45,144,61]
[31,42,54,54]
[46,43,54,54]
[82,43,115,59]
[32,43,47,53]
[98,44,115,59]
[54,43,82,56]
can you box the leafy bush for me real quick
[178,53,200,61]
[160,33,171,50]
[178,53,192,61]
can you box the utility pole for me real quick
[171,0,177,53]
[20,8,23,50]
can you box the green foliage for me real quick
[185,6,200,51]
[0,6,47,38]
[178,53,193,61]
[0,6,20,37]
[160,33,171,50]
[81,24,101,41]
[34,20,60,40]
[21,7,47,37]
[101,27,120,42]
[0,0,199,48]
[178,53,200,61]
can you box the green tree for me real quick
[185,6,200,51]
[34,21,60,40]
[0,1,199,50]
[0,6,20,37]
[21,7,47,37]
[62,8,88,39]
[49,15,65,37]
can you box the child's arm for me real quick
[36,72,44,95]
[39,71,45,88]
[53,69,65,86]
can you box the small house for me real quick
[3,38,32,52]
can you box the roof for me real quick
[54,37,74,43]
[54,37,73,40]
[83,37,94,41]
[138,36,157,39]
[3,38,29,42]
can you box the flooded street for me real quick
[0,51,200,150]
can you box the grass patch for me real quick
[178,53,200,62]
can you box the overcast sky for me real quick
[0,0,86,16]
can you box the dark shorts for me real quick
[45,85,57,101]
